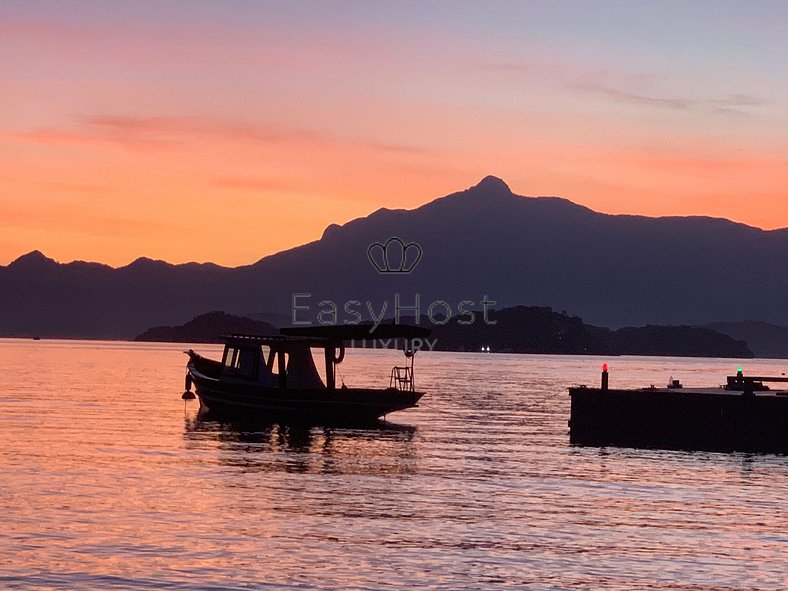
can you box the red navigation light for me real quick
[602,363,608,372]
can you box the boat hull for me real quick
[569,387,788,454]
[189,368,423,424]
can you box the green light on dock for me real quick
[737,366,743,373]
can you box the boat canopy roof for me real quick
[280,324,431,341]
[223,333,331,349]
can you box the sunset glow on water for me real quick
[1,339,785,590]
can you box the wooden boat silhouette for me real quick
[185,325,430,423]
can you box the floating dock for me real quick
[569,368,788,453]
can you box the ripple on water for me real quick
[0,340,786,590]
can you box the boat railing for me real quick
[390,366,414,391]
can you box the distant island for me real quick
[705,321,788,359]
[134,311,276,343]
[135,307,753,358]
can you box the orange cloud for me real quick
[1,8,786,268]
[10,114,428,157]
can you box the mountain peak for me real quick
[124,256,169,269]
[321,223,342,240]
[7,250,58,269]
[470,175,511,195]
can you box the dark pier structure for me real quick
[569,367,788,453]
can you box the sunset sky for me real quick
[2,1,787,267]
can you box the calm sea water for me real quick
[0,338,786,590]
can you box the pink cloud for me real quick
[9,114,428,156]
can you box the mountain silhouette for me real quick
[705,321,788,359]
[2,176,787,339]
[134,311,276,343]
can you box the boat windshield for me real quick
[222,346,257,379]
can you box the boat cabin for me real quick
[279,324,431,392]
[216,324,431,393]
[212,325,429,392]
[220,335,343,390]
[184,325,432,419]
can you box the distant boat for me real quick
[569,367,788,453]
[184,325,430,424]
[32,336,41,340]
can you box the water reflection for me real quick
[184,411,418,475]
[3,340,788,590]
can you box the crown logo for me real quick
[368,237,422,274]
